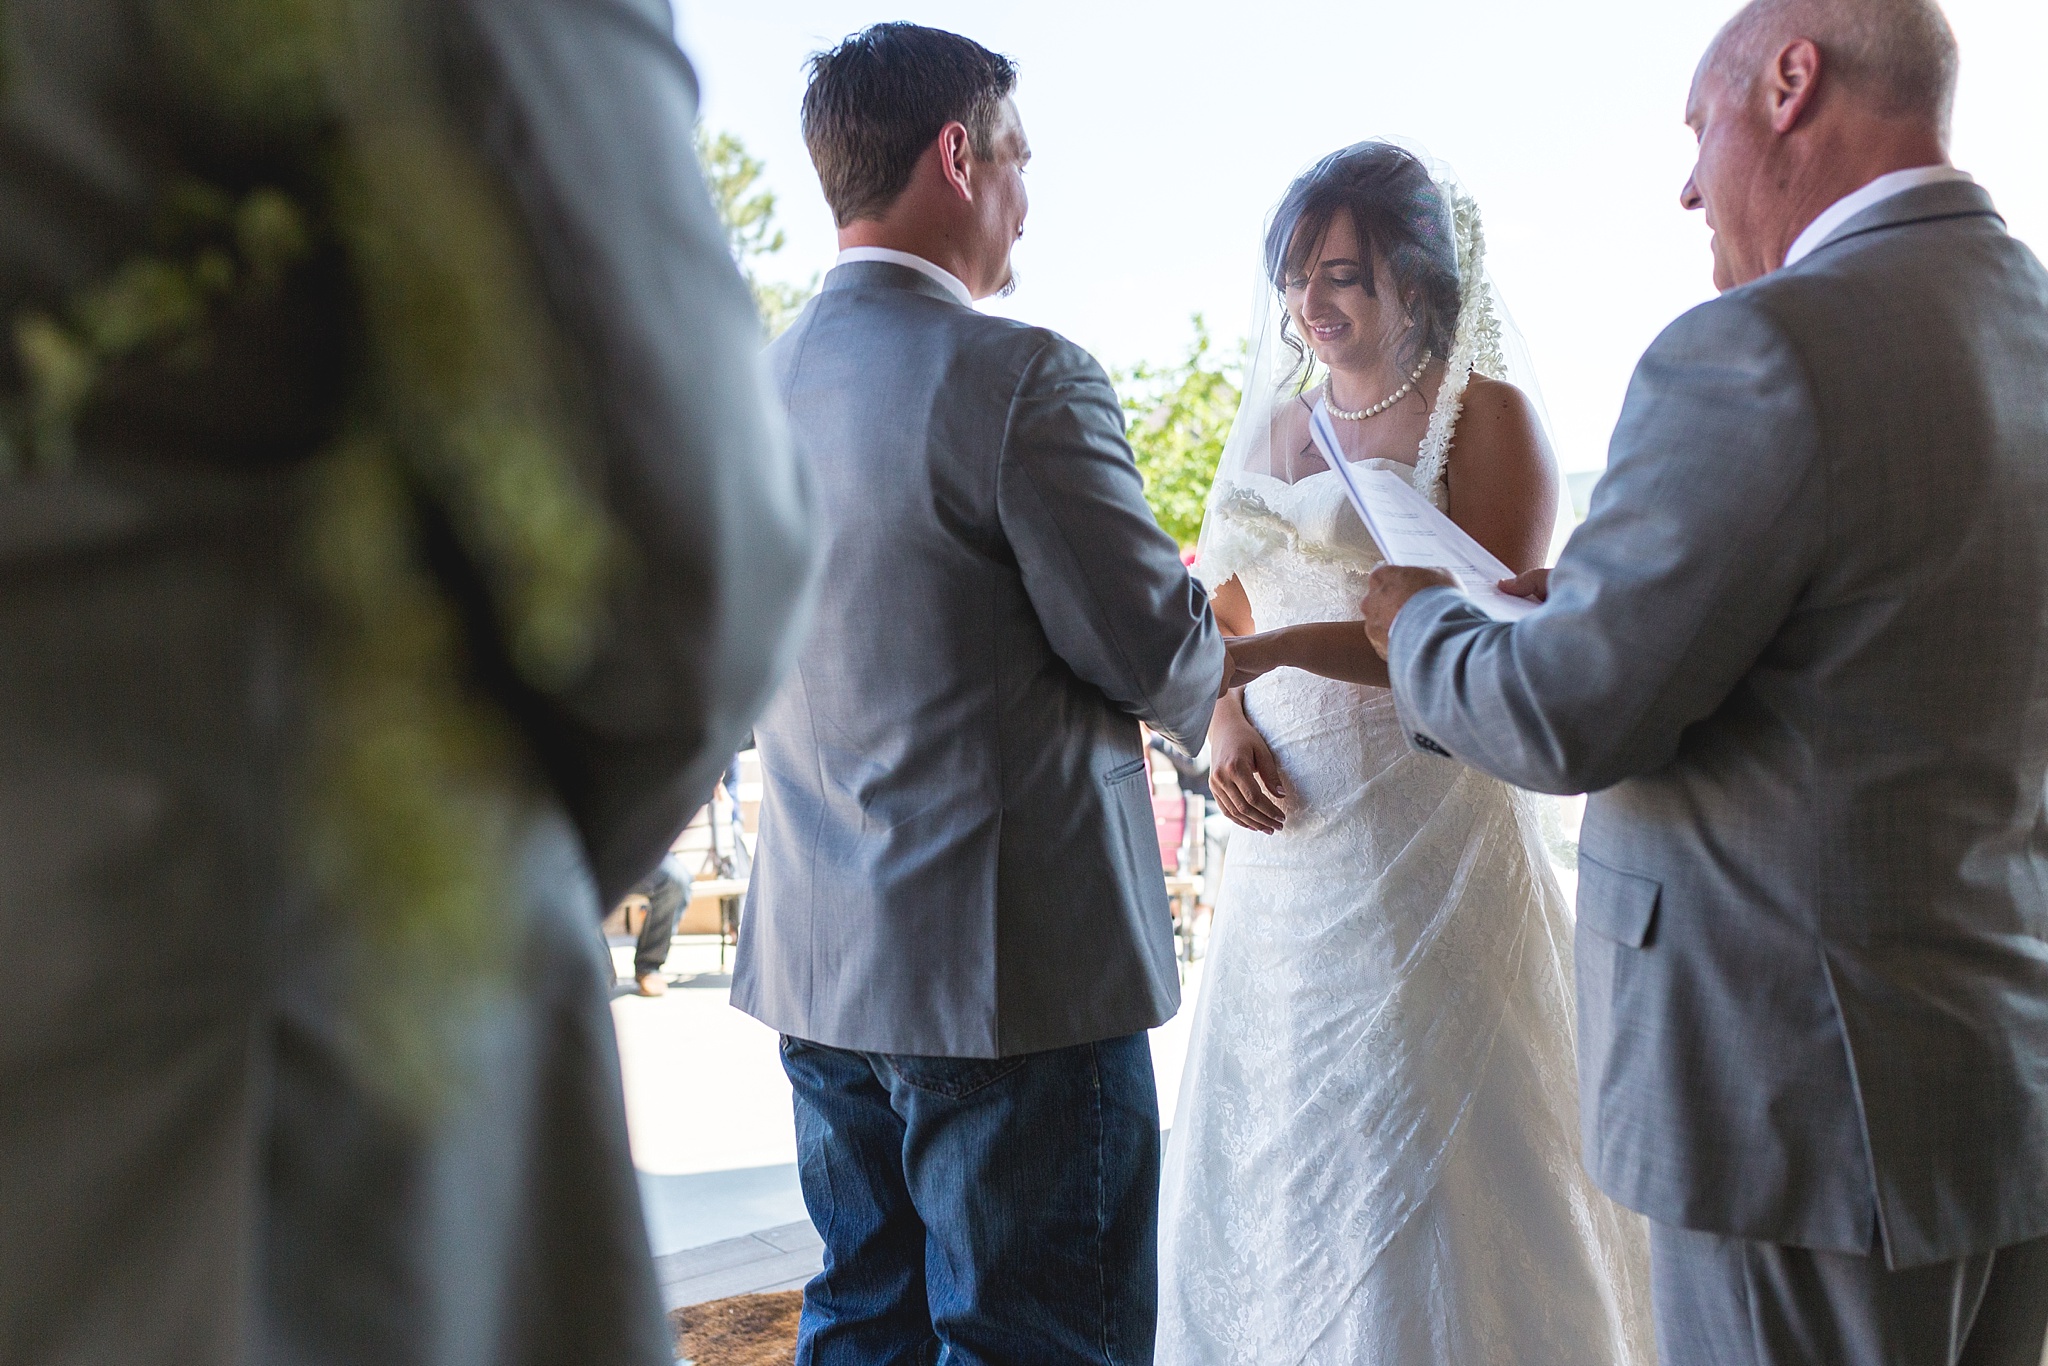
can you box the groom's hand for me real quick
[1219,633,1279,695]
[1361,566,1458,658]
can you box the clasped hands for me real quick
[1219,565,1550,695]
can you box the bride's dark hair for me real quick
[1265,142,1461,382]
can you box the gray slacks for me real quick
[1650,1221,2048,1366]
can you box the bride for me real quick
[1158,142,1654,1364]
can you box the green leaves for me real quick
[71,255,217,353]
[235,187,313,288]
[150,0,328,133]
[698,127,784,265]
[1117,316,1243,548]
[301,435,523,1112]
[328,113,618,693]
[696,126,814,338]
[2,180,314,475]
[9,314,95,473]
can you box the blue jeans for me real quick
[780,1033,1159,1366]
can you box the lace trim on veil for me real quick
[1410,187,1506,505]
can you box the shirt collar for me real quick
[834,247,975,308]
[1783,164,1974,268]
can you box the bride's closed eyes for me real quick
[1285,261,1365,292]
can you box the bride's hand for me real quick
[1209,690,1288,833]
[1219,633,1280,694]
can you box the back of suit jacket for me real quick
[1387,180,2048,1268]
[733,261,1224,1059]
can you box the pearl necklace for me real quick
[1326,351,1432,422]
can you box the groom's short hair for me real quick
[1711,0,1959,133]
[802,24,1018,227]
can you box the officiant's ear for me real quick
[1763,37,1822,135]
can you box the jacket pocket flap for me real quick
[1101,756,1149,786]
[1576,853,1660,948]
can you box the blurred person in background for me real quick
[0,1,813,1363]
[619,854,689,998]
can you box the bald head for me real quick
[1705,0,1959,135]
[1680,0,1959,290]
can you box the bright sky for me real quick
[676,1,2045,473]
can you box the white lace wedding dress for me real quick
[1158,456,1656,1366]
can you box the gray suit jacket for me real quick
[0,2,813,1361]
[1388,181,2048,1268]
[732,262,1225,1058]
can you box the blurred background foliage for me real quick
[1114,316,1241,548]
[696,127,812,338]
[697,132,1240,540]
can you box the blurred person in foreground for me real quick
[1230,0,2048,1362]
[0,1,814,1363]
[730,23,1223,1365]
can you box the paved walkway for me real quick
[612,938,1206,1306]
[652,1219,823,1312]
[610,945,807,1253]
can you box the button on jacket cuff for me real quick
[1386,584,1484,758]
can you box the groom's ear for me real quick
[934,121,977,203]
[1765,37,1822,135]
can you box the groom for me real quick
[731,23,1224,1366]
[1349,0,2048,1362]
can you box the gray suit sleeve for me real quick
[997,334,1225,752]
[449,0,818,902]
[1387,295,1823,794]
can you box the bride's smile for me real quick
[1282,208,1418,407]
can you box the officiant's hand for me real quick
[1498,568,1551,602]
[1361,566,1459,658]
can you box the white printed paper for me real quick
[1309,402,1538,622]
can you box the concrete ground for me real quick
[612,936,1205,1269]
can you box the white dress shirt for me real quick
[1783,164,1974,269]
[834,246,975,307]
